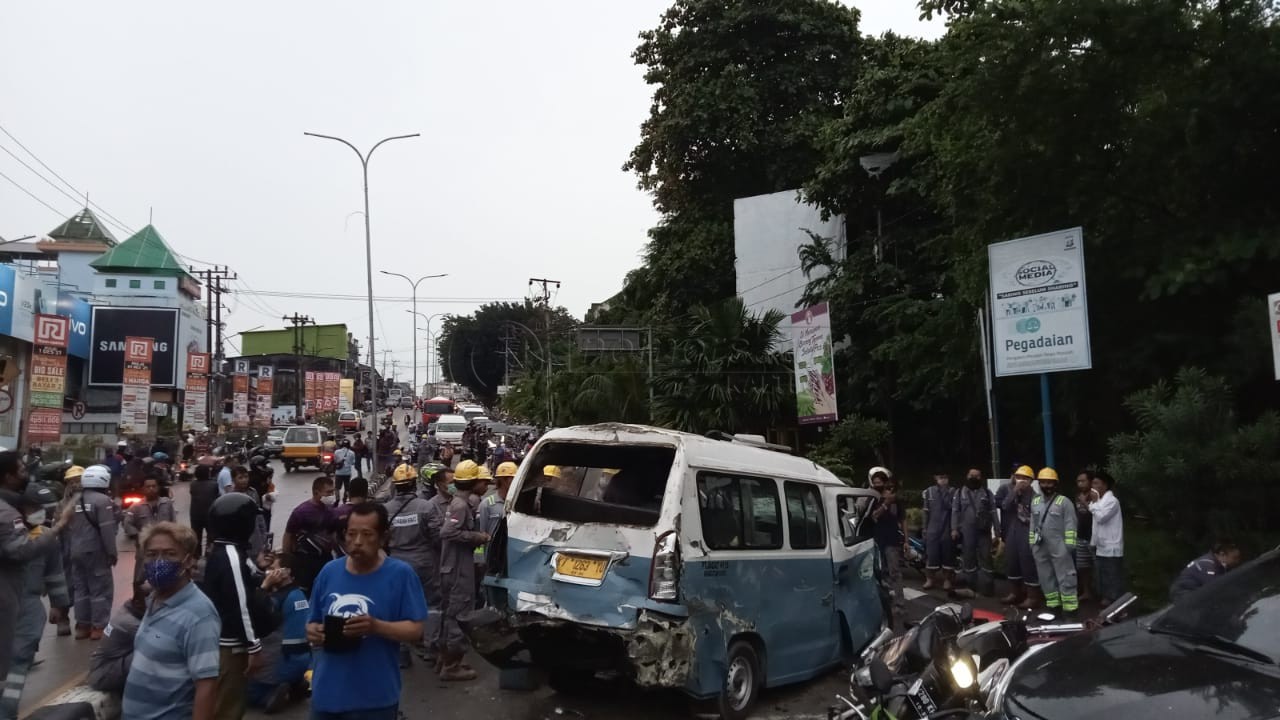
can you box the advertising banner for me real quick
[988,228,1092,377]
[28,314,70,442]
[339,379,354,411]
[305,371,317,416]
[790,302,838,425]
[55,293,92,359]
[1269,292,1280,382]
[119,336,153,435]
[90,307,180,386]
[255,366,274,427]
[232,360,250,427]
[183,352,210,430]
[325,372,339,411]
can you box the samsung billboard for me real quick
[89,307,180,386]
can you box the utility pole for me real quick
[194,265,236,431]
[529,277,560,425]
[283,313,315,421]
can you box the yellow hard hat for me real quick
[496,461,518,478]
[64,465,85,480]
[476,465,493,481]
[454,460,479,481]
[1013,465,1035,479]
[542,465,561,479]
[1037,467,1059,482]
[393,449,402,456]
[393,463,417,483]
[602,468,621,475]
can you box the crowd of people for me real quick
[864,463,1242,622]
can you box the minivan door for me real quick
[823,486,882,657]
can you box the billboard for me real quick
[55,293,92,359]
[1269,292,1280,382]
[255,366,274,427]
[987,228,1092,376]
[120,336,153,434]
[0,266,54,343]
[90,307,180,386]
[339,378,354,411]
[734,189,845,322]
[791,303,838,425]
[232,359,250,427]
[28,314,70,443]
[183,352,210,430]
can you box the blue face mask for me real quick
[446,482,458,495]
[144,559,185,591]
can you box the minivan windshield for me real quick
[436,422,465,433]
[513,442,676,527]
[1151,549,1280,663]
[285,427,320,444]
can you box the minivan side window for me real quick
[785,482,827,550]
[696,474,782,550]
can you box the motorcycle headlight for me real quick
[949,655,976,690]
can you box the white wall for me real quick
[733,189,845,320]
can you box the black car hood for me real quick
[1004,622,1280,720]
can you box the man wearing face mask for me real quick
[951,468,996,597]
[122,522,221,720]
[1029,467,1079,618]
[1,483,72,720]
[283,476,338,594]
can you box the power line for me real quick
[0,122,138,234]
[226,289,520,304]
[0,142,134,234]
[0,168,74,218]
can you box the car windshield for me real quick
[285,427,319,444]
[340,413,356,420]
[436,423,465,432]
[1152,549,1280,663]
[513,441,676,526]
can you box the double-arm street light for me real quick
[305,130,419,428]
[381,271,448,397]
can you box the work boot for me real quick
[922,570,937,590]
[440,659,478,682]
[1018,586,1043,610]
[89,626,105,641]
[943,570,955,591]
[56,618,72,637]
[74,623,91,640]
[999,586,1025,605]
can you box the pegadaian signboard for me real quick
[987,228,1093,377]
[791,302,838,425]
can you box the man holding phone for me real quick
[306,503,428,720]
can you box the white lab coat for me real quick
[1089,491,1124,557]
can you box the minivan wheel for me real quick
[718,641,761,720]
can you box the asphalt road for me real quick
[20,411,961,719]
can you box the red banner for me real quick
[254,366,274,427]
[29,314,70,444]
[120,336,153,435]
[183,352,210,430]
[305,371,317,417]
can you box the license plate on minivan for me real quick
[553,554,609,583]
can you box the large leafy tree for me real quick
[614,0,864,321]
[653,297,793,435]
[436,302,577,407]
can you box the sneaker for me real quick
[56,619,72,637]
[263,684,291,715]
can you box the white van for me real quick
[470,423,885,719]
[432,414,467,445]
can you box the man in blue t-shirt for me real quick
[306,503,428,719]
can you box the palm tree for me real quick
[653,297,793,435]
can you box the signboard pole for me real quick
[977,299,1001,479]
[1040,373,1055,468]
[1269,292,1280,381]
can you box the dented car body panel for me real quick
[476,423,885,700]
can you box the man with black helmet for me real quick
[383,461,438,667]
[1,482,72,718]
[201,493,286,720]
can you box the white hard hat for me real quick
[81,465,112,490]
[867,466,893,482]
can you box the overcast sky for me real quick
[1,1,942,385]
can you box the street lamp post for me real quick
[305,131,419,430]
[380,271,447,398]
[422,313,449,386]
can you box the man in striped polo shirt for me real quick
[123,522,221,720]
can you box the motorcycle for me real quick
[832,594,1141,719]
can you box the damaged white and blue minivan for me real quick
[465,423,886,719]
